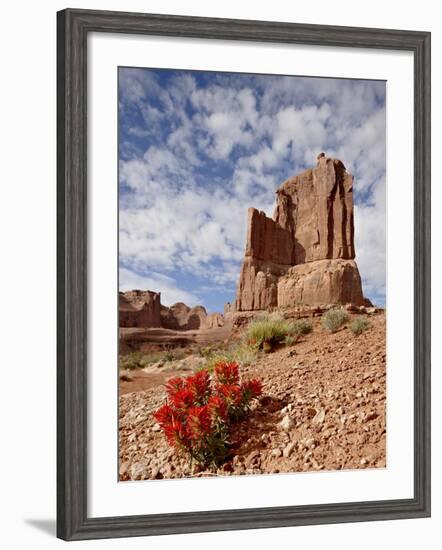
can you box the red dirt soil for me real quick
[119,313,386,480]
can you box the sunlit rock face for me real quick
[233,154,366,311]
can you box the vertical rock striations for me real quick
[233,154,367,311]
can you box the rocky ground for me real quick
[119,325,231,354]
[119,312,386,481]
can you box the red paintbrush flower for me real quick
[216,383,242,407]
[214,362,240,385]
[153,403,174,427]
[165,376,186,399]
[162,417,191,449]
[241,378,263,400]
[154,366,264,469]
[207,395,228,422]
[187,405,213,440]
[170,387,195,411]
[187,370,211,404]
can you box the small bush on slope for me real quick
[203,342,258,372]
[287,319,313,337]
[284,334,296,346]
[321,307,349,333]
[247,317,289,349]
[349,316,371,336]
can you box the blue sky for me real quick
[119,67,386,311]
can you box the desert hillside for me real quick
[119,309,385,480]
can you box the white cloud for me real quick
[354,176,386,304]
[119,267,199,307]
[119,186,252,277]
[119,70,386,306]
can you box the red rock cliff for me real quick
[233,154,366,311]
[119,290,161,328]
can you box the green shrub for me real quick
[284,334,296,346]
[198,343,226,358]
[203,342,258,372]
[349,316,371,336]
[164,348,186,362]
[287,319,313,336]
[119,348,187,371]
[321,307,349,333]
[246,317,289,349]
[119,352,149,370]
[231,342,258,367]
[204,350,234,372]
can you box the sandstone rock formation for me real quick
[204,312,225,329]
[119,290,161,328]
[119,291,225,330]
[160,303,208,331]
[277,259,364,307]
[233,154,367,311]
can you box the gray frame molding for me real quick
[57,8,431,541]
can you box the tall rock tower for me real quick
[232,154,367,311]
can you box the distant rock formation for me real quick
[204,312,225,329]
[119,290,161,328]
[160,303,208,331]
[233,154,367,311]
[119,290,224,330]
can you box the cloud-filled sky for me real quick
[119,67,386,311]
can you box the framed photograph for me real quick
[57,8,431,541]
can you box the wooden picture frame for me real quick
[57,8,431,541]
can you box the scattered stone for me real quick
[245,450,260,467]
[283,442,296,458]
[278,415,295,431]
[119,461,130,477]
[280,404,293,415]
[312,409,326,425]
[301,437,317,449]
[129,462,147,480]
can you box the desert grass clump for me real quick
[203,341,258,372]
[119,348,188,371]
[231,341,258,367]
[119,352,150,370]
[287,319,313,337]
[349,316,371,336]
[204,350,234,372]
[164,348,187,362]
[198,343,226,358]
[284,334,296,346]
[321,307,349,333]
[246,316,289,350]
